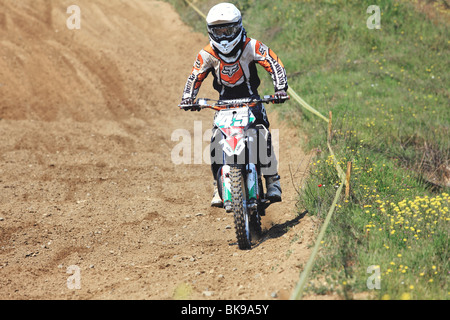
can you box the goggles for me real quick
[208,22,242,42]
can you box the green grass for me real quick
[168,0,449,300]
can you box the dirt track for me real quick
[0,0,315,300]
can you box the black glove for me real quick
[180,98,194,111]
[273,90,288,104]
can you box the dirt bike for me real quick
[179,94,289,250]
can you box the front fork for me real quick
[221,163,258,212]
[221,165,232,212]
[246,163,258,210]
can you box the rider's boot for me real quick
[265,174,282,202]
[211,181,223,208]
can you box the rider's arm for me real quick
[252,40,288,93]
[181,49,212,101]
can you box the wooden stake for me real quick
[328,111,332,141]
[345,161,352,199]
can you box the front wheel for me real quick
[230,166,252,250]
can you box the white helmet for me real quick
[206,3,244,57]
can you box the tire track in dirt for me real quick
[0,0,315,300]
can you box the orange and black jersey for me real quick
[182,38,288,101]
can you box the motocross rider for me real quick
[180,2,288,207]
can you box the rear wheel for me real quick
[249,211,262,241]
[230,166,252,250]
[251,177,264,241]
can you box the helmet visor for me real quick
[208,22,241,42]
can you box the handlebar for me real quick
[178,94,290,111]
